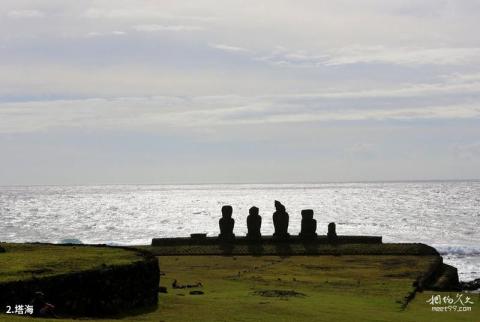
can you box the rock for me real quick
[459,278,480,291]
[273,201,290,239]
[429,264,460,291]
[299,209,317,240]
[189,290,204,295]
[253,290,305,298]
[247,206,262,239]
[219,205,235,240]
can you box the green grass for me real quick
[0,243,143,282]
[2,254,477,321]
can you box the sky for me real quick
[0,0,479,185]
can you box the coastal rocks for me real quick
[247,206,262,239]
[219,205,235,240]
[273,201,290,239]
[429,263,460,291]
[460,278,480,291]
[299,209,317,240]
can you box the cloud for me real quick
[210,44,250,53]
[83,8,217,22]
[254,46,480,67]
[85,31,126,38]
[1,0,480,184]
[324,46,480,66]
[1,93,479,134]
[7,10,45,18]
[133,24,204,32]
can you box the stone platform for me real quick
[151,234,382,247]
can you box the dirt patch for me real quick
[301,264,335,270]
[189,290,204,295]
[384,272,416,278]
[253,290,306,298]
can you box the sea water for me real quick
[0,181,478,281]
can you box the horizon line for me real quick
[1,178,479,188]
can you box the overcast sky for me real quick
[1,0,479,185]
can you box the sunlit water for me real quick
[0,181,479,281]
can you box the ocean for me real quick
[0,181,478,281]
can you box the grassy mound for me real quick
[0,243,143,283]
[0,243,159,317]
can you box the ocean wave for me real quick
[434,245,480,256]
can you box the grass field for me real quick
[1,251,478,321]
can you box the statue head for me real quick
[328,222,336,233]
[249,206,259,216]
[221,205,233,218]
[301,209,314,220]
[274,200,285,212]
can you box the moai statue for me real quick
[247,206,262,239]
[219,205,235,240]
[273,200,290,239]
[327,222,337,240]
[299,209,317,240]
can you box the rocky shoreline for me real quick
[460,278,480,291]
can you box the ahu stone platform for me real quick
[151,234,382,247]
[147,237,444,260]
[150,234,391,257]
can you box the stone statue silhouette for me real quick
[273,200,290,238]
[328,222,337,240]
[299,209,317,240]
[247,206,262,239]
[219,205,235,239]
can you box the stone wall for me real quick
[0,249,159,317]
[151,235,382,247]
